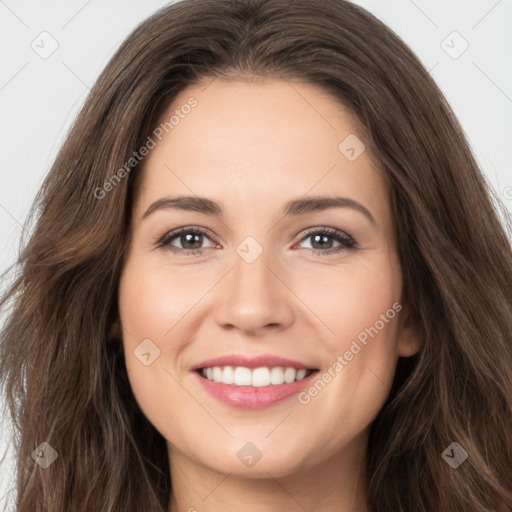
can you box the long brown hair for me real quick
[1,0,511,510]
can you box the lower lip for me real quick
[194,371,318,409]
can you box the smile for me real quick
[199,366,314,387]
[191,354,319,409]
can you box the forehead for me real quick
[134,79,389,228]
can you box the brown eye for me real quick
[158,227,217,254]
[178,232,204,250]
[297,228,356,255]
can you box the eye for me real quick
[157,226,217,255]
[295,227,357,255]
[157,226,357,256]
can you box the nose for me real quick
[213,247,295,336]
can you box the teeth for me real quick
[251,367,270,387]
[222,366,234,384]
[212,367,222,383]
[296,369,307,380]
[200,366,312,387]
[234,367,252,386]
[270,367,285,385]
[284,367,296,383]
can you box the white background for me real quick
[1,0,511,508]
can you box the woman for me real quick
[1,0,511,510]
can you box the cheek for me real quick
[303,252,401,356]
[118,257,215,350]
[295,252,402,431]
[117,259,188,422]
[117,256,233,433]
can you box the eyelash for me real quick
[156,226,357,257]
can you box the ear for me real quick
[397,304,423,357]
[108,317,123,342]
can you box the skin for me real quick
[115,78,421,512]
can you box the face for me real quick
[117,78,419,479]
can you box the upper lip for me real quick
[191,354,316,370]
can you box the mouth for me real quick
[196,366,316,387]
[191,355,319,409]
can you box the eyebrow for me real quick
[142,195,376,225]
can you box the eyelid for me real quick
[292,226,357,252]
[294,225,353,241]
[156,226,219,251]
